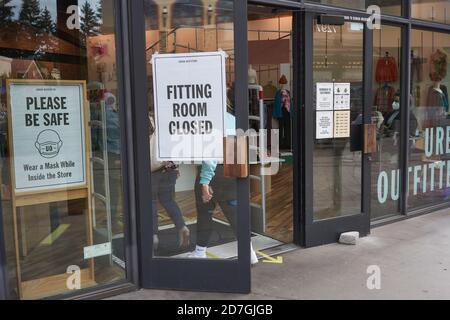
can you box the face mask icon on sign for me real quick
[35,130,63,158]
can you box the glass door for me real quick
[136,0,251,293]
[247,4,296,258]
[302,14,371,246]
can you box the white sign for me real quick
[8,82,86,193]
[334,83,351,110]
[152,52,227,161]
[316,83,334,111]
[84,242,112,259]
[316,111,334,139]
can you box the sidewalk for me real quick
[111,208,450,300]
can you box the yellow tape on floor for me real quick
[40,224,71,246]
[256,250,283,264]
[206,252,220,259]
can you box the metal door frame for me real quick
[300,8,373,247]
[247,0,303,246]
[128,0,251,293]
[0,205,8,300]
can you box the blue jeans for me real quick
[152,169,185,234]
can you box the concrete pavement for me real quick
[111,208,450,300]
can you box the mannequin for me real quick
[248,64,258,85]
[427,81,449,113]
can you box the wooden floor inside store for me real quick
[158,164,294,244]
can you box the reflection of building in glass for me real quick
[171,0,204,28]
[144,0,159,30]
[215,0,234,24]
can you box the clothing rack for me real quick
[248,85,267,234]
[88,87,114,267]
[88,83,124,269]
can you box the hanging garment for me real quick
[248,89,268,132]
[249,89,260,117]
[273,89,293,119]
[441,85,449,110]
[411,54,424,83]
[423,86,449,128]
[374,85,396,116]
[263,82,278,100]
[375,56,398,83]
[279,106,292,150]
[429,49,448,82]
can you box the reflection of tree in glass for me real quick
[17,0,57,58]
[0,0,15,24]
[19,0,41,27]
[39,6,55,33]
[95,0,103,25]
[17,0,60,58]
[81,1,101,41]
[35,6,57,57]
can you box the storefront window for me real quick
[313,21,364,220]
[408,29,450,210]
[371,25,402,221]
[412,0,450,24]
[0,0,126,299]
[307,0,402,16]
[145,0,239,260]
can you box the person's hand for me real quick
[201,185,213,203]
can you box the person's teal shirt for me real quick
[199,112,235,185]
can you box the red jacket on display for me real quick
[375,56,398,83]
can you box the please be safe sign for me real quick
[7,80,87,193]
[152,51,227,162]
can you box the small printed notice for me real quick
[316,83,334,111]
[8,81,87,193]
[316,82,352,139]
[316,111,334,139]
[334,110,351,138]
[84,242,112,259]
[333,83,351,110]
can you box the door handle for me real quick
[364,124,377,154]
[223,136,249,178]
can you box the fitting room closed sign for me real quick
[152,51,227,161]
[7,81,86,193]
